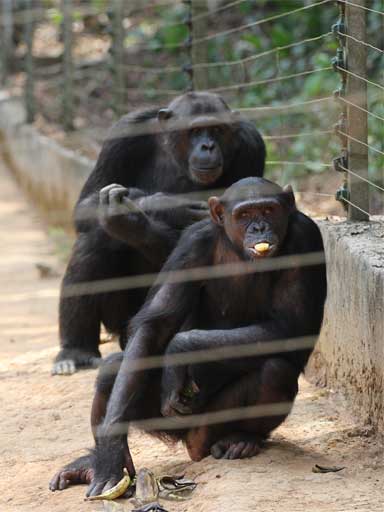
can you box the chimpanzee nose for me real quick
[201,140,215,152]
[252,223,266,233]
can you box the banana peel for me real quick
[85,468,131,501]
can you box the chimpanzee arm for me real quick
[75,185,208,265]
[87,224,213,497]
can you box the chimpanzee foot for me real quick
[161,391,193,417]
[161,380,200,417]
[49,455,94,491]
[51,348,102,376]
[210,433,262,460]
[133,503,168,512]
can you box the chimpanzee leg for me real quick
[50,353,124,491]
[185,358,299,462]
[52,233,146,375]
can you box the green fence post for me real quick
[24,0,36,123]
[191,0,209,90]
[1,0,14,85]
[62,0,74,131]
[110,0,125,117]
[345,0,369,221]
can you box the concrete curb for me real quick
[0,92,94,225]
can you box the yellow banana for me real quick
[254,242,270,253]
[85,468,131,501]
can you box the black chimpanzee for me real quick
[52,92,266,375]
[49,177,326,495]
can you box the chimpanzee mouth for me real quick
[191,166,223,184]
[247,242,276,258]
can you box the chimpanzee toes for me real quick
[52,349,102,376]
[210,434,261,460]
[51,360,76,376]
[210,441,226,459]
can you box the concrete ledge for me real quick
[1,93,384,432]
[310,219,384,432]
[0,93,94,225]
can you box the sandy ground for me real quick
[0,160,383,512]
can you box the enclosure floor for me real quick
[0,159,383,512]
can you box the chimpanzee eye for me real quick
[239,211,249,220]
[264,207,273,215]
[190,127,201,136]
[213,126,223,135]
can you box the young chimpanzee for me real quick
[50,177,326,496]
[53,92,266,375]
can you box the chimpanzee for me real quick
[52,92,266,375]
[49,178,326,495]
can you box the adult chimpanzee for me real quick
[52,92,266,375]
[49,178,326,495]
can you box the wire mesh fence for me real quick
[0,0,382,219]
[0,0,383,442]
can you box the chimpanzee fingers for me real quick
[49,470,75,491]
[99,184,127,205]
[86,480,107,497]
[49,472,61,491]
[189,200,208,210]
[109,187,131,206]
[187,208,209,221]
[86,476,121,497]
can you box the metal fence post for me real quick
[24,0,36,123]
[191,0,209,90]
[345,0,369,221]
[62,0,74,131]
[1,0,14,86]
[110,0,125,117]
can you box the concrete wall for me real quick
[310,220,384,431]
[1,93,384,432]
[0,92,93,225]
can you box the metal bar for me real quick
[183,0,194,91]
[110,0,125,117]
[0,0,14,85]
[345,0,369,221]
[191,0,209,90]
[24,0,36,123]
[62,0,74,131]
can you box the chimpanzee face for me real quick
[185,119,233,184]
[209,180,295,260]
[158,93,237,186]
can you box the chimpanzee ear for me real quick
[283,184,296,210]
[158,108,173,122]
[208,196,225,225]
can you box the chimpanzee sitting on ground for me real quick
[53,91,266,375]
[50,177,326,495]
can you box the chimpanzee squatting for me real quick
[50,178,326,495]
[52,92,266,375]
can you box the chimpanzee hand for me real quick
[161,331,203,417]
[86,433,135,498]
[98,184,149,239]
[137,193,209,229]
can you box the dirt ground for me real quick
[1,160,383,512]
